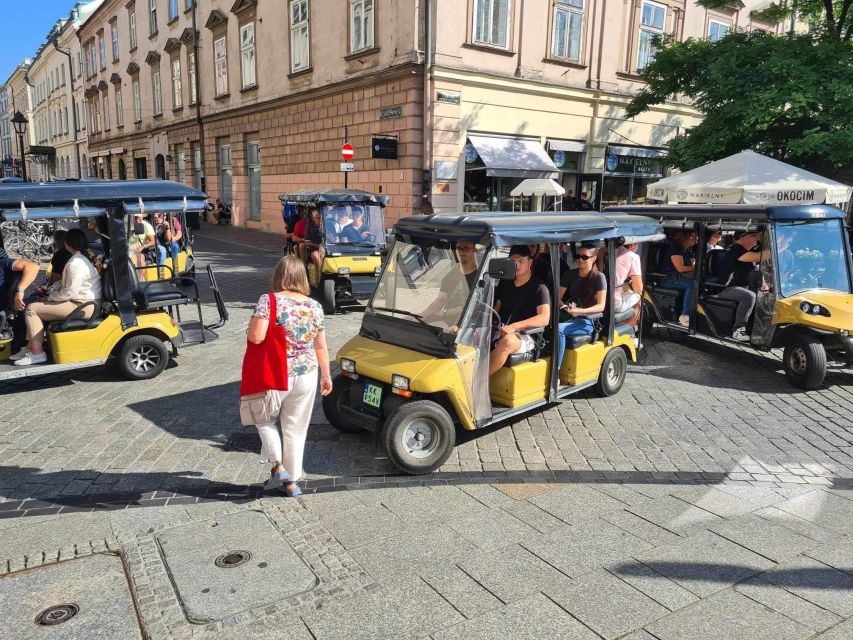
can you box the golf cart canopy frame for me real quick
[278,188,389,206]
[604,204,845,223]
[0,179,208,221]
[393,211,663,245]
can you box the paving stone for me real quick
[601,509,682,546]
[431,593,599,640]
[421,566,503,619]
[604,560,699,611]
[645,589,812,640]
[321,505,407,550]
[303,578,463,640]
[777,491,853,535]
[528,484,628,523]
[709,513,820,562]
[523,520,652,578]
[627,530,776,597]
[805,540,853,575]
[446,507,538,552]
[812,616,853,639]
[459,544,570,604]
[674,487,764,519]
[763,555,853,616]
[300,491,366,518]
[626,494,722,536]
[545,569,668,638]
[735,576,842,633]
[493,482,559,501]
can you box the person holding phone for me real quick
[556,243,607,370]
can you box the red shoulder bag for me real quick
[240,293,289,396]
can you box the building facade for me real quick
[0,86,13,177]
[5,61,35,181]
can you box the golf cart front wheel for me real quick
[321,278,336,314]
[322,376,365,434]
[783,335,826,390]
[382,400,456,475]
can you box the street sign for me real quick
[340,162,355,172]
[341,143,354,161]
[372,136,398,160]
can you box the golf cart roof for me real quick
[604,204,845,222]
[393,211,663,245]
[0,179,208,221]
[278,188,389,206]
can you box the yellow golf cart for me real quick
[279,189,388,313]
[0,180,227,382]
[322,211,662,474]
[611,204,853,389]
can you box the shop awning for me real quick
[510,179,566,197]
[548,140,587,153]
[468,135,559,179]
[608,145,667,158]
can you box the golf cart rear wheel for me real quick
[116,334,169,380]
[783,334,826,390]
[382,400,455,475]
[640,301,655,338]
[322,376,365,434]
[596,347,627,397]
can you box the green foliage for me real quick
[626,31,853,177]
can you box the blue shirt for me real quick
[0,258,16,302]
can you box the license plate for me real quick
[362,383,383,408]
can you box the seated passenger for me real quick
[707,230,723,252]
[660,230,698,326]
[338,209,373,244]
[1,256,39,361]
[556,244,607,368]
[292,211,308,261]
[489,245,550,375]
[47,230,72,286]
[614,238,643,316]
[153,213,170,269]
[421,241,479,327]
[717,231,762,342]
[129,213,156,282]
[16,229,102,366]
[303,209,325,272]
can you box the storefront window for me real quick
[601,147,665,207]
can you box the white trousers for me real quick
[255,369,318,481]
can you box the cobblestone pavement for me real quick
[0,222,850,639]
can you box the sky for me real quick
[0,0,80,84]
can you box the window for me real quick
[708,20,729,42]
[129,12,137,50]
[115,88,124,126]
[185,0,194,8]
[64,108,69,134]
[132,78,142,121]
[188,51,197,103]
[290,0,310,72]
[111,23,120,61]
[240,23,256,88]
[350,0,374,53]
[152,70,162,115]
[93,98,100,133]
[61,63,66,85]
[192,142,203,189]
[172,58,182,108]
[219,144,232,205]
[473,0,511,48]
[552,0,584,62]
[169,0,179,21]
[81,101,87,130]
[637,0,666,70]
[247,141,261,220]
[77,51,83,78]
[177,149,186,183]
[214,37,228,96]
[149,0,158,36]
[103,94,110,130]
[99,33,106,69]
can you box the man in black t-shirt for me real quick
[422,241,479,327]
[489,245,551,375]
[718,231,762,341]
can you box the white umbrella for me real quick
[510,179,566,197]
[647,150,852,206]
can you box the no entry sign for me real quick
[341,143,354,161]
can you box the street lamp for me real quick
[11,111,28,182]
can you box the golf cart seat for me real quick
[126,259,194,309]
[614,307,637,337]
[50,300,112,332]
[505,327,546,367]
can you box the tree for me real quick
[626,3,853,178]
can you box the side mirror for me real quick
[487,258,517,280]
[133,222,145,235]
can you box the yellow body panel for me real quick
[336,336,477,429]
[489,359,550,408]
[323,255,381,275]
[560,341,605,386]
[0,338,11,362]
[140,250,190,281]
[48,312,179,364]
[773,291,853,333]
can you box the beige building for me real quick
[75,0,782,229]
[4,61,35,181]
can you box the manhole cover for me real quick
[214,551,252,568]
[35,604,79,626]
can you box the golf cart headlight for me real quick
[800,302,812,313]
[391,374,410,390]
[338,267,351,275]
[374,266,382,276]
[341,358,356,373]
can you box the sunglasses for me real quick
[577,254,595,261]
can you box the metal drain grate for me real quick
[214,551,252,568]
[35,604,79,626]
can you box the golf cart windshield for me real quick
[323,204,386,248]
[777,220,852,297]
[369,238,486,331]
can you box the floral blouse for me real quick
[253,293,325,376]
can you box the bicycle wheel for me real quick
[20,238,39,261]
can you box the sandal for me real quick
[282,481,302,498]
[263,465,290,491]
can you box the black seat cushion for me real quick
[703,294,739,311]
[614,308,635,324]
[616,323,636,337]
[566,334,593,349]
[654,287,682,299]
[505,352,535,367]
[53,316,107,331]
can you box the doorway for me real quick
[155,154,166,179]
[134,157,148,179]
[118,159,127,180]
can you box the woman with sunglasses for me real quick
[555,243,607,371]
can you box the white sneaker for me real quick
[678,315,690,327]
[13,352,48,366]
[8,347,28,361]
[732,327,750,342]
